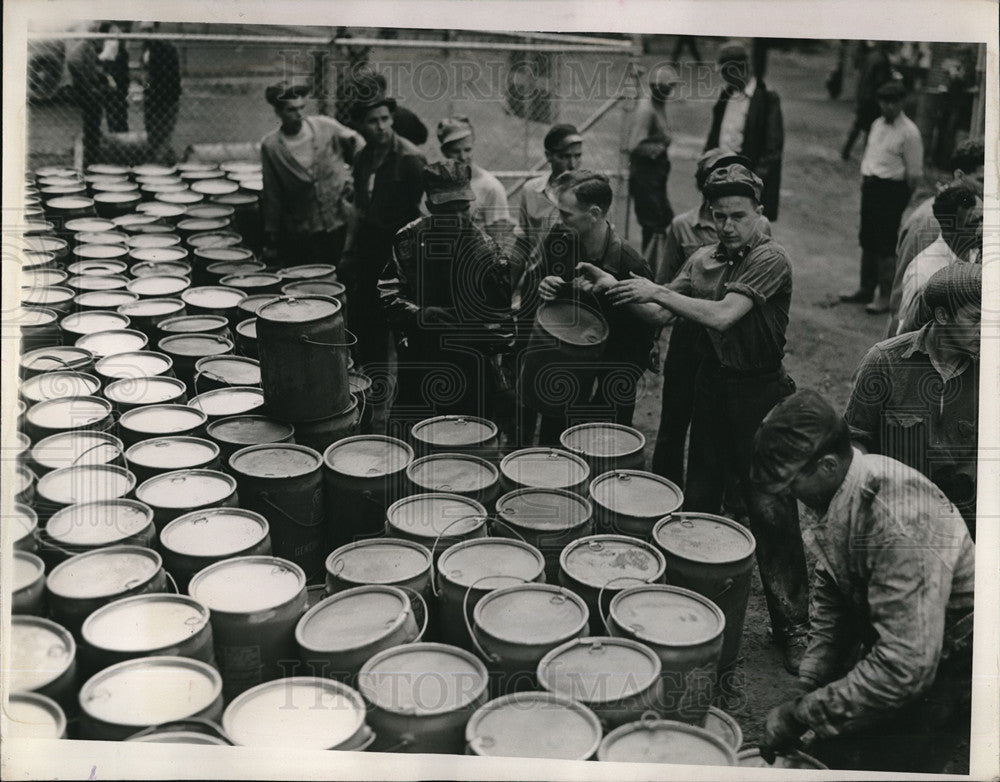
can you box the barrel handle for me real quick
[164,570,180,594]
[298,332,358,349]
[30,354,77,371]
[639,710,660,729]
[258,492,322,528]
[394,585,429,644]
[712,577,736,600]
[429,515,487,597]
[72,441,123,465]
[463,575,525,664]
[353,726,377,752]
[486,516,527,544]
[34,531,80,561]
[378,733,413,753]
[127,718,231,744]
[596,575,646,636]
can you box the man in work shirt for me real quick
[606,164,809,673]
[260,83,364,268]
[752,390,974,773]
[840,80,923,314]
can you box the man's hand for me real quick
[759,699,807,764]
[574,262,616,295]
[539,275,567,302]
[422,306,457,324]
[606,272,663,305]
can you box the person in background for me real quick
[260,83,363,269]
[97,21,131,134]
[704,40,784,221]
[341,67,429,147]
[884,139,984,336]
[752,390,974,773]
[137,21,181,165]
[894,184,979,333]
[437,116,513,250]
[66,32,109,168]
[341,82,426,369]
[840,41,897,161]
[628,64,681,254]
[845,263,981,538]
[840,80,923,314]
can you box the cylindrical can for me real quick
[191,246,254,286]
[66,258,129,277]
[14,464,37,506]
[19,285,76,315]
[9,616,77,714]
[103,375,188,411]
[128,245,190,267]
[287,394,360,454]
[406,453,500,508]
[205,260,266,285]
[13,551,47,615]
[20,345,94,380]
[236,293,279,320]
[157,333,234,394]
[409,414,499,461]
[277,264,338,284]
[129,259,193,279]
[66,273,130,294]
[219,273,283,296]
[278,279,346,311]
[187,386,265,420]
[385,493,488,560]
[33,463,136,524]
[28,430,124,476]
[204,414,295,467]
[193,355,260,391]
[234,317,257,358]
[180,285,247,326]
[14,306,62,351]
[39,499,156,565]
[59,310,132,342]
[499,448,590,495]
[348,371,374,433]
[325,538,433,597]
[93,191,142,219]
[74,328,149,360]
[115,297,186,339]
[702,706,743,754]
[19,370,101,407]
[125,436,220,484]
[117,404,207,447]
[125,232,183,250]
[134,468,238,531]
[126,274,191,300]
[157,313,232,341]
[188,556,307,700]
[6,692,67,740]
[74,289,140,311]
[560,422,646,476]
[9,503,39,553]
[589,470,684,539]
[597,716,736,765]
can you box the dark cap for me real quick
[423,160,475,204]
[544,124,584,153]
[751,389,846,493]
[717,40,749,62]
[697,148,752,187]
[876,80,906,100]
[703,163,763,203]
[348,76,397,123]
[437,116,474,147]
[265,83,311,107]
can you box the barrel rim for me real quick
[437,536,546,590]
[325,537,433,586]
[116,297,186,317]
[357,641,489,716]
[229,441,323,478]
[94,349,174,377]
[597,716,737,765]
[74,328,150,355]
[255,293,342,323]
[473,582,590,646]
[704,705,744,753]
[119,403,208,433]
[159,506,270,558]
[295,583,413,654]
[608,583,726,648]
[187,386,265,417]
[25,393,113,428]
[587,469,685,519]
[192,245,253,262]
[322,434,414,477]
[124,434,221,468]
[45,498,155,546]
[13,550,46,591]
[80,592,211,655]
[188,554,304,608]
[30,429,124,470]
[464,690,603,760]
[130,261,193,278]
[19,285,76,305]
[205,414,295,445]
[6,691,67,740]
[9,615,77,690]
[558,533,667,589]
[499,447,591,488]
[20,344,93,372]
[651,512,757,565]
[104,374,188,407]
[157,332,235,355]
[559,421,647,459]
[179,284,248,307]
[385,492,488,540]
[410,414,498,447]
[135,467,237,509]
[536,297,610,345]
[736,747,828,769]
[536,635,663,704]
[20,370,102,403]
[59,310,131,333]
[157,313,230,333]
[495,486,595,528]
[406,452,499,492]
[46,544,162,600]
[125,274,192,296]
[11,503,39,543]
[74,290,141,308]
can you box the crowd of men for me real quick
[257,38,981,773]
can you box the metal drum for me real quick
[74,328,149,359]
[191,245,254,286]
[157,333,234,394]
[560,422,646,477]
[409,414,499,461]
[278,279,346,311]
[321,435,414,546]
[23,396,114,452]
[236,293,279,320]
[125,232,183,250]
[256,295,351,421]
[9,616,78,714]
[223,677,371,751]
[465,692,602,760]
[28,430,124,477]
[74,289,140,311]
[20,286,76,315]
[15,465,37,506]
[66,258,128,277]
[607,585,725,725]
[8,503,39,553]
[158,313,232,341]
[65,216,116,238]
[129,260,193,279]
[94,350,174,383]
[325,538,433,598]
[702,706,743,754]
[559,534,666,635]
[135,468,238,531]
[59,310,132,342]
[471,583,589,694]
[208,192,261,255]
[385,493,488,560]
[597,716,736,766]
[6,693,67,740]
[93,191,142,219]
[19,370,101,406]
[117,404,208,447]
[286,394,362,455]
[128,245,190,267]
[70,242,130,265]
[126,274,191,300]
[205,414,295,467]
[19,346,94,380]
[188,556,307,700]
[159,507,271,591]
[406,453,500,508]
[188,386,265,420]
[205,260,265,284]
[348,371,374,434]
[589,470,684,539]
[190,177,239,197]
[499,447,591,495]
[193,355,260,391]
[45,545,167,638]
[228,443,325,580]
[116,298,186,340]
[358,642,489,754]
[103,375,188,411]
[39,499,156,565]
[278,264,338,284]
[155,190,205,209]
[219,272,283,296]
[125,720,232,745]
[234,317,258,358]
[78,657,223,741]
[180,285,247,326]
[13,551,47,615]
[66,273,130,294]
[124,436,220,484]
[652,513,756,670]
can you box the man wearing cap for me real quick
[378,160,511,426]
[602,163,810,672]
[260,83,364,270]
[137,22,181,165]
[845,263,981,538]
[341,83,426,368]
[704,40,784,221]
[840,79,923,313]
[437,116,513,249]
[752,390,974,772]
[628,65,681,253]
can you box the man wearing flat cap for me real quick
[379,160,511,427]
[598,162,810,673]
[260,83,364,269]
[752,389,974,772]
[705,40,784,221]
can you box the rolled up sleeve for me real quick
[844,346,889,452]
[723,247,790,306]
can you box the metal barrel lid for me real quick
[135,468,236,511]
[25,395,111,432]
[67,273,130,292]
[223,677,367,749]
[386,493,487,541]
[277,264,337,281]
[537,636,662,704]
[72,231,128,246]
[125,233,182,249]
[117,297,185,319]
[187,230,242,248]
[537,299,609,345]
[188,386,264,418]
[135,201,187,220]
[65,216,116,233]
[46,545,161,600]
[500,448,590,490]
[9,616,76,693]
[130,261,193,279]
[560,534,666,589]
[206,414,294,447]
[280,280,346,299]
[205,260,265,277]
[75,328,149,358]
[119,404,207,436]
[236,294,279,316]
[474,583,589,646]
[325,538,432,587]
[79,656,222,729]
[67,259,129,276]
[496,487,593,531]
[181,285,247,310]
[19,345,93,374]
[95,350,173,379]
[158,332,234,357]
[406,453,498,494]
[46,195,96,212]
[160,507,269,558]
[609,584,726,647]
[219,273,282,291]
[30,430,123,473]
[6,692,67,740]
[737,748,828,769]
[323,435,413,479]
[438,537,545,589]
[14,464,36,500]
[104,375,188,407]
[229,443,322,479]
[8,503,39,548]
[184,202,235,219]
[188,556,305,614]
[653,513,757,565]
[348,371,371,396]
[589,470,684,521]
[410,414,497,449]
[236,318,256,339]
[20,286,75,307]
[703,706,743,753]
[129,246,190,264]
[155,191,204,206]
[20,269,67,287]
[191,178,240,196]
[560,422,645,459]
[465,692,602,760]
[296,584,412,653]
[20,370,101,403]
[358,642,488,716]
[126,274,191,298]
[126,436,219,471]
[14,550,46,592]
[192,246,253,264]
[35,464,135,508]
[81,593,211,655]
[158,314,229,335]
[75,290,140,310]
[256,294,341,323]
[194,355,261,386]
[45,499,154,548]
[21,235,69,255]
[133,164,177,177]
[598,717,736,765]
[210,191,258,206]
[71,243,129,260]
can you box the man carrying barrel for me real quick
[378,160,512,433]
[596,163,810,674]
[751,389,974,773]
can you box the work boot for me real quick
[865,296,891,314]
[838,289,873,304]
[776,623,810,676]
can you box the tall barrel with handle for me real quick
[256,295,351,421]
